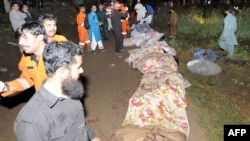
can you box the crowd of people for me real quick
[75,0,156,55]
[0,0,44,13]
[0,0,239,141]
[0,0,159,140]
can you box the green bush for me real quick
[154,7,250,40]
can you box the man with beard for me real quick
[38,13,67,43]
[14,41,101,141]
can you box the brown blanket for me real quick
[109,125,187,141]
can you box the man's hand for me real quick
[0,81,7,93]
[222,36,226,41]
[91,137,101,141]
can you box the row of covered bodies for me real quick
[110,23,191,141]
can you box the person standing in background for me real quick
[88,5,106,54]
[218,7,238,59]
[9,2,27,32]
[111,1,128,55]
[105,4,113,31]
[97,3,109,41]
[21,4,34,22]
[120,2,130,39]
[3,0,10,13]
[145,3,154,25]
[134,0,146,23]
[169,7,177,39]
[76,4,91,52]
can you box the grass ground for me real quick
[152,4,249,140]
[158,29,250,141]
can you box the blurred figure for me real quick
[97,3,109,40]
[134,0,146,23]
[76,4,91,52]
[35,0,43,8]
[3,0,10,13]
[145,3,154,25]
[218,7,238,59]
[105,4,113,31]
[120,2,130,38]
[21,4,34,22]
[111,1,128,54]
[9,2,27,32]
[169,7,177,39]
[88,5,106,54]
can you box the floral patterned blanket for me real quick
[121,41,191,140]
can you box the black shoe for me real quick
[92,51,96,55]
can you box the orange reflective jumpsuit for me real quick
[120,5,130,38]
[1,35,67,97]
[76,12,91,50]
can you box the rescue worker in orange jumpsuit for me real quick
[76,4,91,52]
[0,22,47,97]
[0,14,67,97]
[120,2,130,38]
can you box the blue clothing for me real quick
[146,4,154,14]
[88,11,102,42]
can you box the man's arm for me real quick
[1,54,35,97]
[14,121,46,141]
[86,121,97,140]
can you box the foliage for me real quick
[154,6,250,40]
[236,8,250,40]
[177,7,223,37]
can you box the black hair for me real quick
[43,41,83,77]
[15,21,47,43]
[11,2,19,7]
[38,13,57,25]
[21,4,28,9]
[224,6,234,13]
[78,4,85,9]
